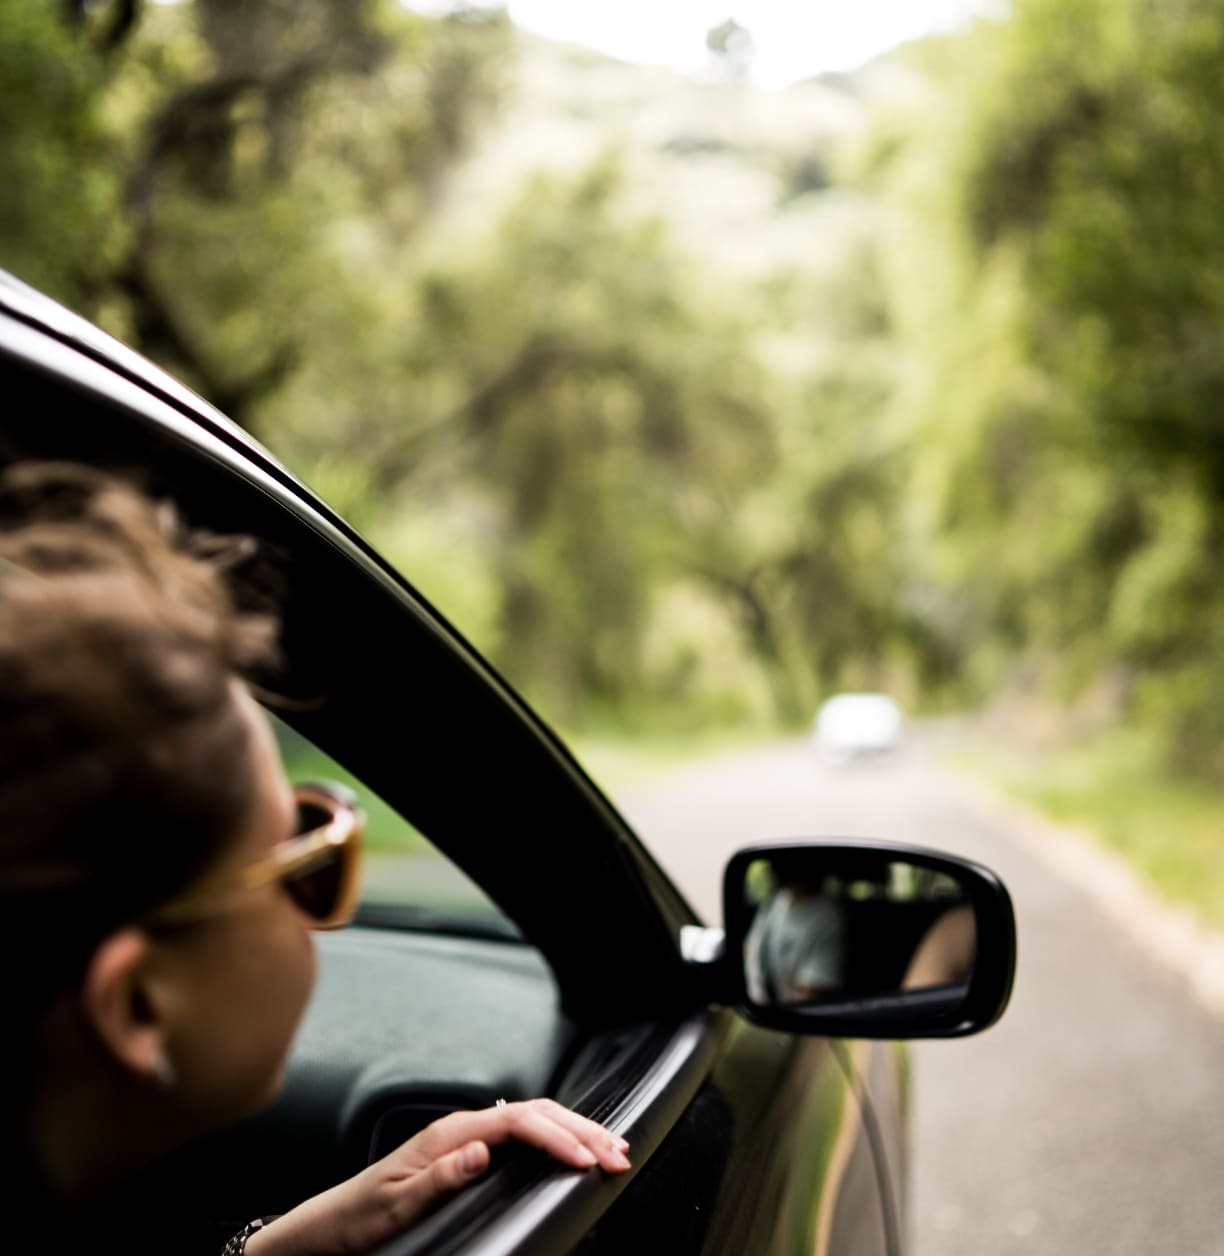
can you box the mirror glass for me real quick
[738,853,977,1017]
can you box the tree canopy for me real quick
[7,0,1224,771]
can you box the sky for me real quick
[415,1,1007,88]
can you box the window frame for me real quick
[0,275,703,1025]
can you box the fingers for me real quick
[433,1139,491,1194]
[255,1108,619,1256]
[496,1099,632,1174]
[417,1099,631,1175]
[315,1104,628,1252]
[356,1140,489,1245]
[523,1099,632,1171]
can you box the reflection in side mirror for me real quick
[724,843,1015,1039]
[743,864,974,1005]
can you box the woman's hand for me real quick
[245,1099,631,1256]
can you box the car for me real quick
[813,692,905,764]
[0,268,1016,1256]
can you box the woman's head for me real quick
[0,461,319,1191]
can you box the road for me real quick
[618,738,1224,1255]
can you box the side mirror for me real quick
[720,841,1016,1038]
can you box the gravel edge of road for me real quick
[943,763,1224,1021]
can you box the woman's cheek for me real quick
[230,903,318,1088]
[262,899,316,1009]
[293,924,318,1023]
[259,922,317,1097]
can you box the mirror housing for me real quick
[710,841,1015,1039]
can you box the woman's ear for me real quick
[81,928,172,1085]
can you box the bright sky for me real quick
[418,1,1006,87]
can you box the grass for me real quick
[942,728,1224,929]
[565,723,785,797]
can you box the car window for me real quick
[268,710,517,936]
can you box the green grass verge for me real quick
[566,724,785,797]
[943,729,1224,929]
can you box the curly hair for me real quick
[0,461,280,1008]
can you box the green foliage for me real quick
[16,0,1224,791]
[73,0,510,424]
[0,3,941,734]
[0,0,121,301]
[881,0,1224,777]
[975,0,1224,494]
[354,158,783,726]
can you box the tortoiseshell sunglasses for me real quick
[149,782,365,930]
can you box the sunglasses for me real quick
[149,781,365,931]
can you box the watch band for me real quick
[221,1215,278,1256]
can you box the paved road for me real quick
[619,739,1224,1255]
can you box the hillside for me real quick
[435,29,934,282]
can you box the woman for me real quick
[0,462,629,1254]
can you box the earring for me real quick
[153,1049,177,1089]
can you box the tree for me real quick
[309,158,782,726]
[0,0,121,303]
[885,0,1224,773]
[706,18,754,82]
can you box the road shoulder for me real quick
[943,763,1224,1020]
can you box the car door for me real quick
[0,271,898,1256]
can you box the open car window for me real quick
[269,711,519,939]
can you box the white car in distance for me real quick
[813,692,904,764]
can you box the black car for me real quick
[0,269,1016,1256]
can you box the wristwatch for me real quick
[221,1216,279,1255]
